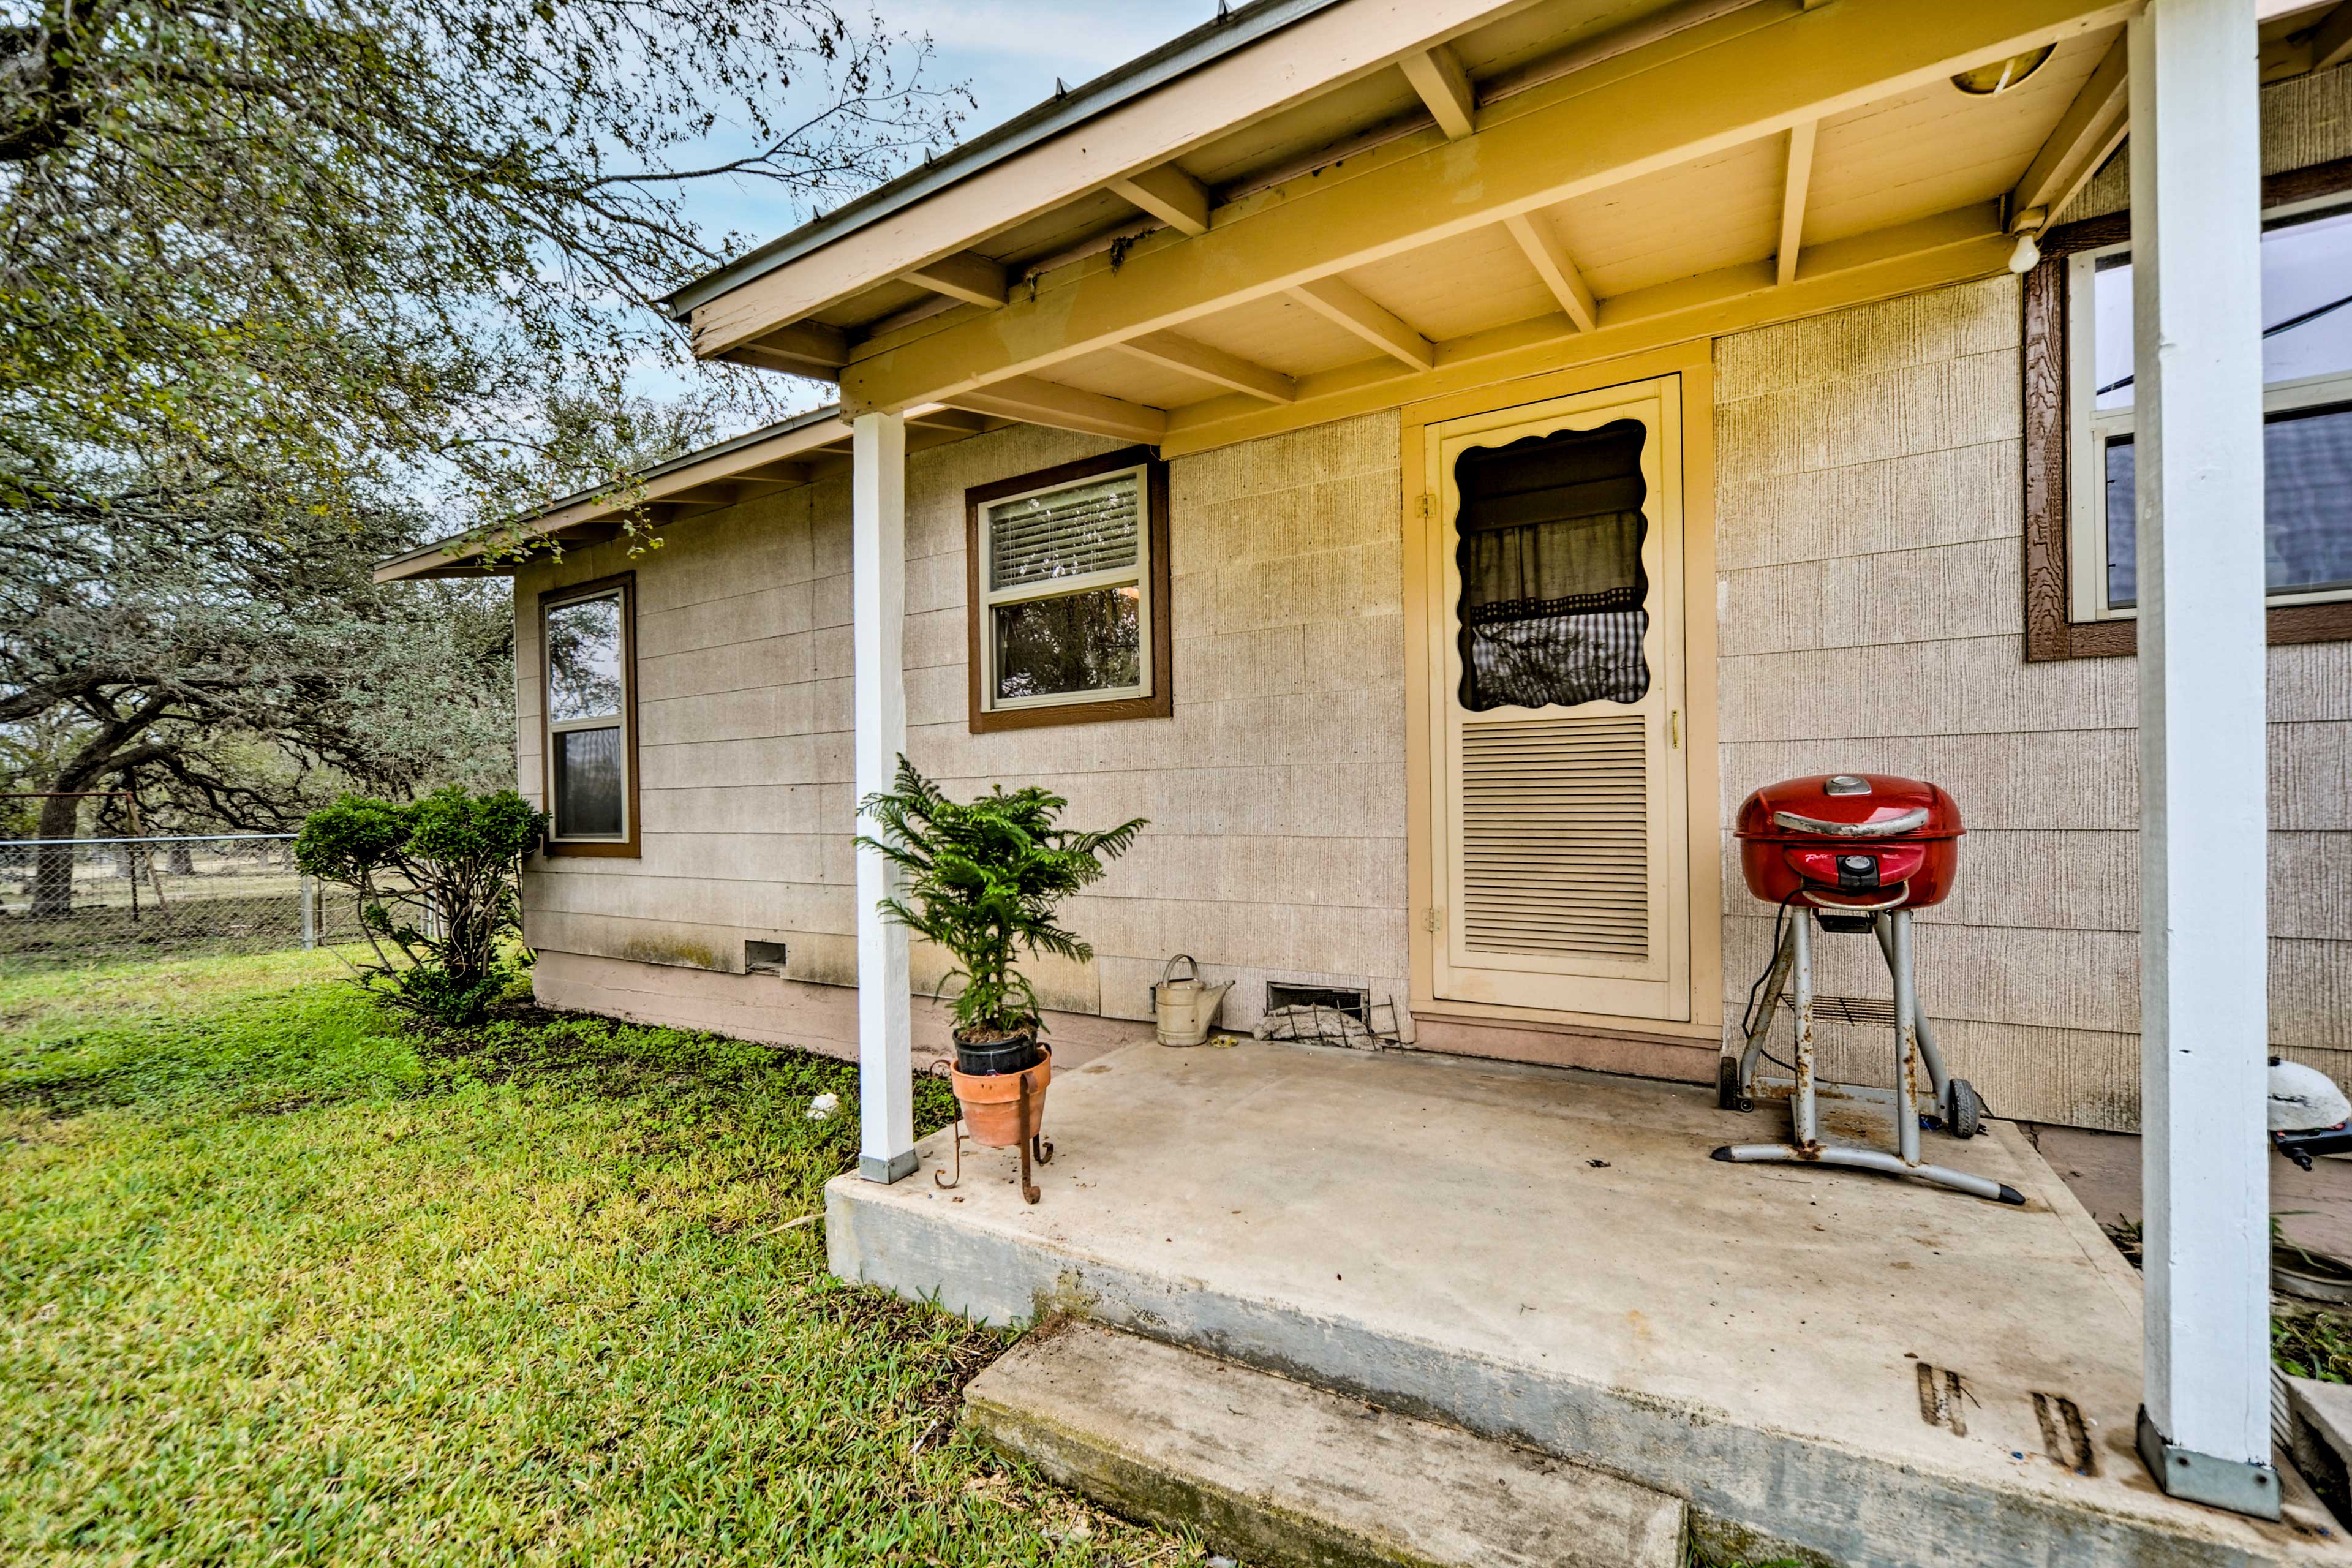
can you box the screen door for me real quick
[1424,377,1690,1021]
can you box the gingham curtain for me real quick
[1453,420,1652,711]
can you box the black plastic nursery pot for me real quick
[953,1030,1041,1077]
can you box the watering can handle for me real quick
[1159,954,1199,989]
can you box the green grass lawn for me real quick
[0,951,1201,1566]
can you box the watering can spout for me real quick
[1152,954,1232,1046]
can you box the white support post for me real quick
[853,411,917,1184]
[2129,0,2277,1518]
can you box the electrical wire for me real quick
[1738,891,1803,1076]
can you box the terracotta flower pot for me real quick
[938,1049,1056,1204]
[948,1049,1051,1148]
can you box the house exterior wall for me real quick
[514,412,1414,1050]
[514,70,2352,1129]
[1712,273,2352,1130]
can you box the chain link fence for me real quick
[0,834,376,974]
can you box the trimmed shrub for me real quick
[296,787,546,1025]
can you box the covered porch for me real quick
[826,1038,2334,1566]
[652,0,2338,1538]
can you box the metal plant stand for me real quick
[933,1062,1055,1204]
[1714,907,2023,1205]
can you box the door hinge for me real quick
[1417,492,1431,518]
[1670,709,1681,749]
[1424,907,1444,933]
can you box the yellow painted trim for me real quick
[1401,342,1721,1038]
[1161,219,2007,458]
[838,0,2130,413]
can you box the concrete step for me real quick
[963,1321,1687,1568]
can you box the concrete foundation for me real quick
[828,1040,2341,1567]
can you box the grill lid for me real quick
[1735,772,1962,842]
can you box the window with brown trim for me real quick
[965,448,1173,732]
[2024,155,2352,660]
[539,572,641,856]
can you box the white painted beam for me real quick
[1775,119,1818,287]
[1502,213,1599,332]
[2011,33,2129,223]
[2313,2,2352,70]
[2128,0,2275,1518]
[903,250,1009,307]
[946,375,1169,442]
[1109,164,1213,236]
[1400,44,1479,140]
[1112,330,1297,402]
[1287,277,1436,370]
[853,410,916,1186]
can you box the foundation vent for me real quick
[1459,714,1648,959]
[1265,983,1369,1024]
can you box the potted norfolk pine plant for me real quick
[855,756,1145,1199]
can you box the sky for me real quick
[644,1,1210,414]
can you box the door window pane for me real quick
[1453,420,1651,710]
[547,595,624,722]
[554,726,624,837]
[993,586,1141,700]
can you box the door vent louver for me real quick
[1460,715,1649,959]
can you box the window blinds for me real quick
[989,472,1142,590]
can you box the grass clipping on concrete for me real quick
[0,951,1201,1565]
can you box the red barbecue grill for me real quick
[1714,772,2023,1205]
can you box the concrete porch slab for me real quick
[826,1041,2341,1567]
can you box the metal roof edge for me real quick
[374,403,846,579]
[662,0,1356,320]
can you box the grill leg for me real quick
[1714,906,2024,1205]
[1791,909,1818,1150]
[1892,910,1922,1167]
[1733,921,1796,1104]
[1875,913,1950,1106]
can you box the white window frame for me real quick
[976,461,1155,715]
[2066,192,2352,622]
[541,581,633,848]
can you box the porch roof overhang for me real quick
[676,0,2350,458]
[370,402,1008,582]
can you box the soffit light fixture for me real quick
[1951,45,2056,96]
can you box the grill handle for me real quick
[1770,807,1930,839]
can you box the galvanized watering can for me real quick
[1152,954,1232,1046]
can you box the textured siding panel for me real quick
[1716,267,2352,1129]
[518,412,1413,1035]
